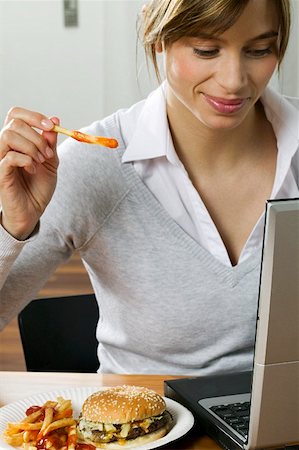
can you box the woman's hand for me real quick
[0,107,60,240]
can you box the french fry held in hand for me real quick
[53,124,118,149]
[2,396,78,450]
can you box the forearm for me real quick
[1,210,39,241]
[0,223,28,290]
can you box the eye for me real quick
[246,47,273,58]
[193,48,219,58]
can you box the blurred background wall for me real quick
[0,0,298,141]
[0,0,156,140]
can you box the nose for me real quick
[216,53,248,93]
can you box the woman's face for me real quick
[162,0,279,131]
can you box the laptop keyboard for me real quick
[210,401,250,438]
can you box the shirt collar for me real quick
[122,83,299,170]
[122,82,182,166]
[261,86,299,146]
[261,87,299,196]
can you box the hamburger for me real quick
[77,385,173,448]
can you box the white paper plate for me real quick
[0,386,194,449]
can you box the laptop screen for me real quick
[249,198,299,448]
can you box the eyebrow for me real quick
[192,30,279,42]
[247,31,279,41]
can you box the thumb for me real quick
[42,116,60,150]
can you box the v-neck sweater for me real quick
[122,84,299,266]
[0,114,264,375]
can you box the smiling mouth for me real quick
[203,94,249,114]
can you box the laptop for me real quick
[164,198,299,449]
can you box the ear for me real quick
[155,41,163,53]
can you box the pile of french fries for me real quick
[3,396,78,450]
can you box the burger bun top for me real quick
[81,385,166,424]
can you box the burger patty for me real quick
[126,413,169,440]
[79,410,172,444]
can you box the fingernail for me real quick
[41,119,54,130]
[46,146,54,158]
[38,152,45,163]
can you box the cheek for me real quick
[166,54,198,83]
[255,57,278,87]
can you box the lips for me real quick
[203,94,248,114]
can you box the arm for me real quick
[0,107,64,328]
[0,225,28,293]
[0,112,121,329]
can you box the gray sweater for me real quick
[0,113,262,375]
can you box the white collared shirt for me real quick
[121,83,299,266]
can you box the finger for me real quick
[41,116,60,156]
[4,107,54,132]
[0,129,46,164]
[0,150,36,175]
[3,118,53,161]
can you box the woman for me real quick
[0,0,297,375]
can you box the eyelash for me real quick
[193,48,218,58]
[193,47,273,59]
[246,48,273,57]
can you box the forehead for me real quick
[218,0,279,39]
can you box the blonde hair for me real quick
[139,0,291,80]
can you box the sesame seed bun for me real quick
[81,385,166,424]
[77,385,173,447]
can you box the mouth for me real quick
[203,94,249,114]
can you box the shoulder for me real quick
[56,109,131,188]
[54,90,157,204]
[262,87,299,113]
[56,122,126,197]
[262,88,299,143]
[44,114,134,241]
[283,95,299,110]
